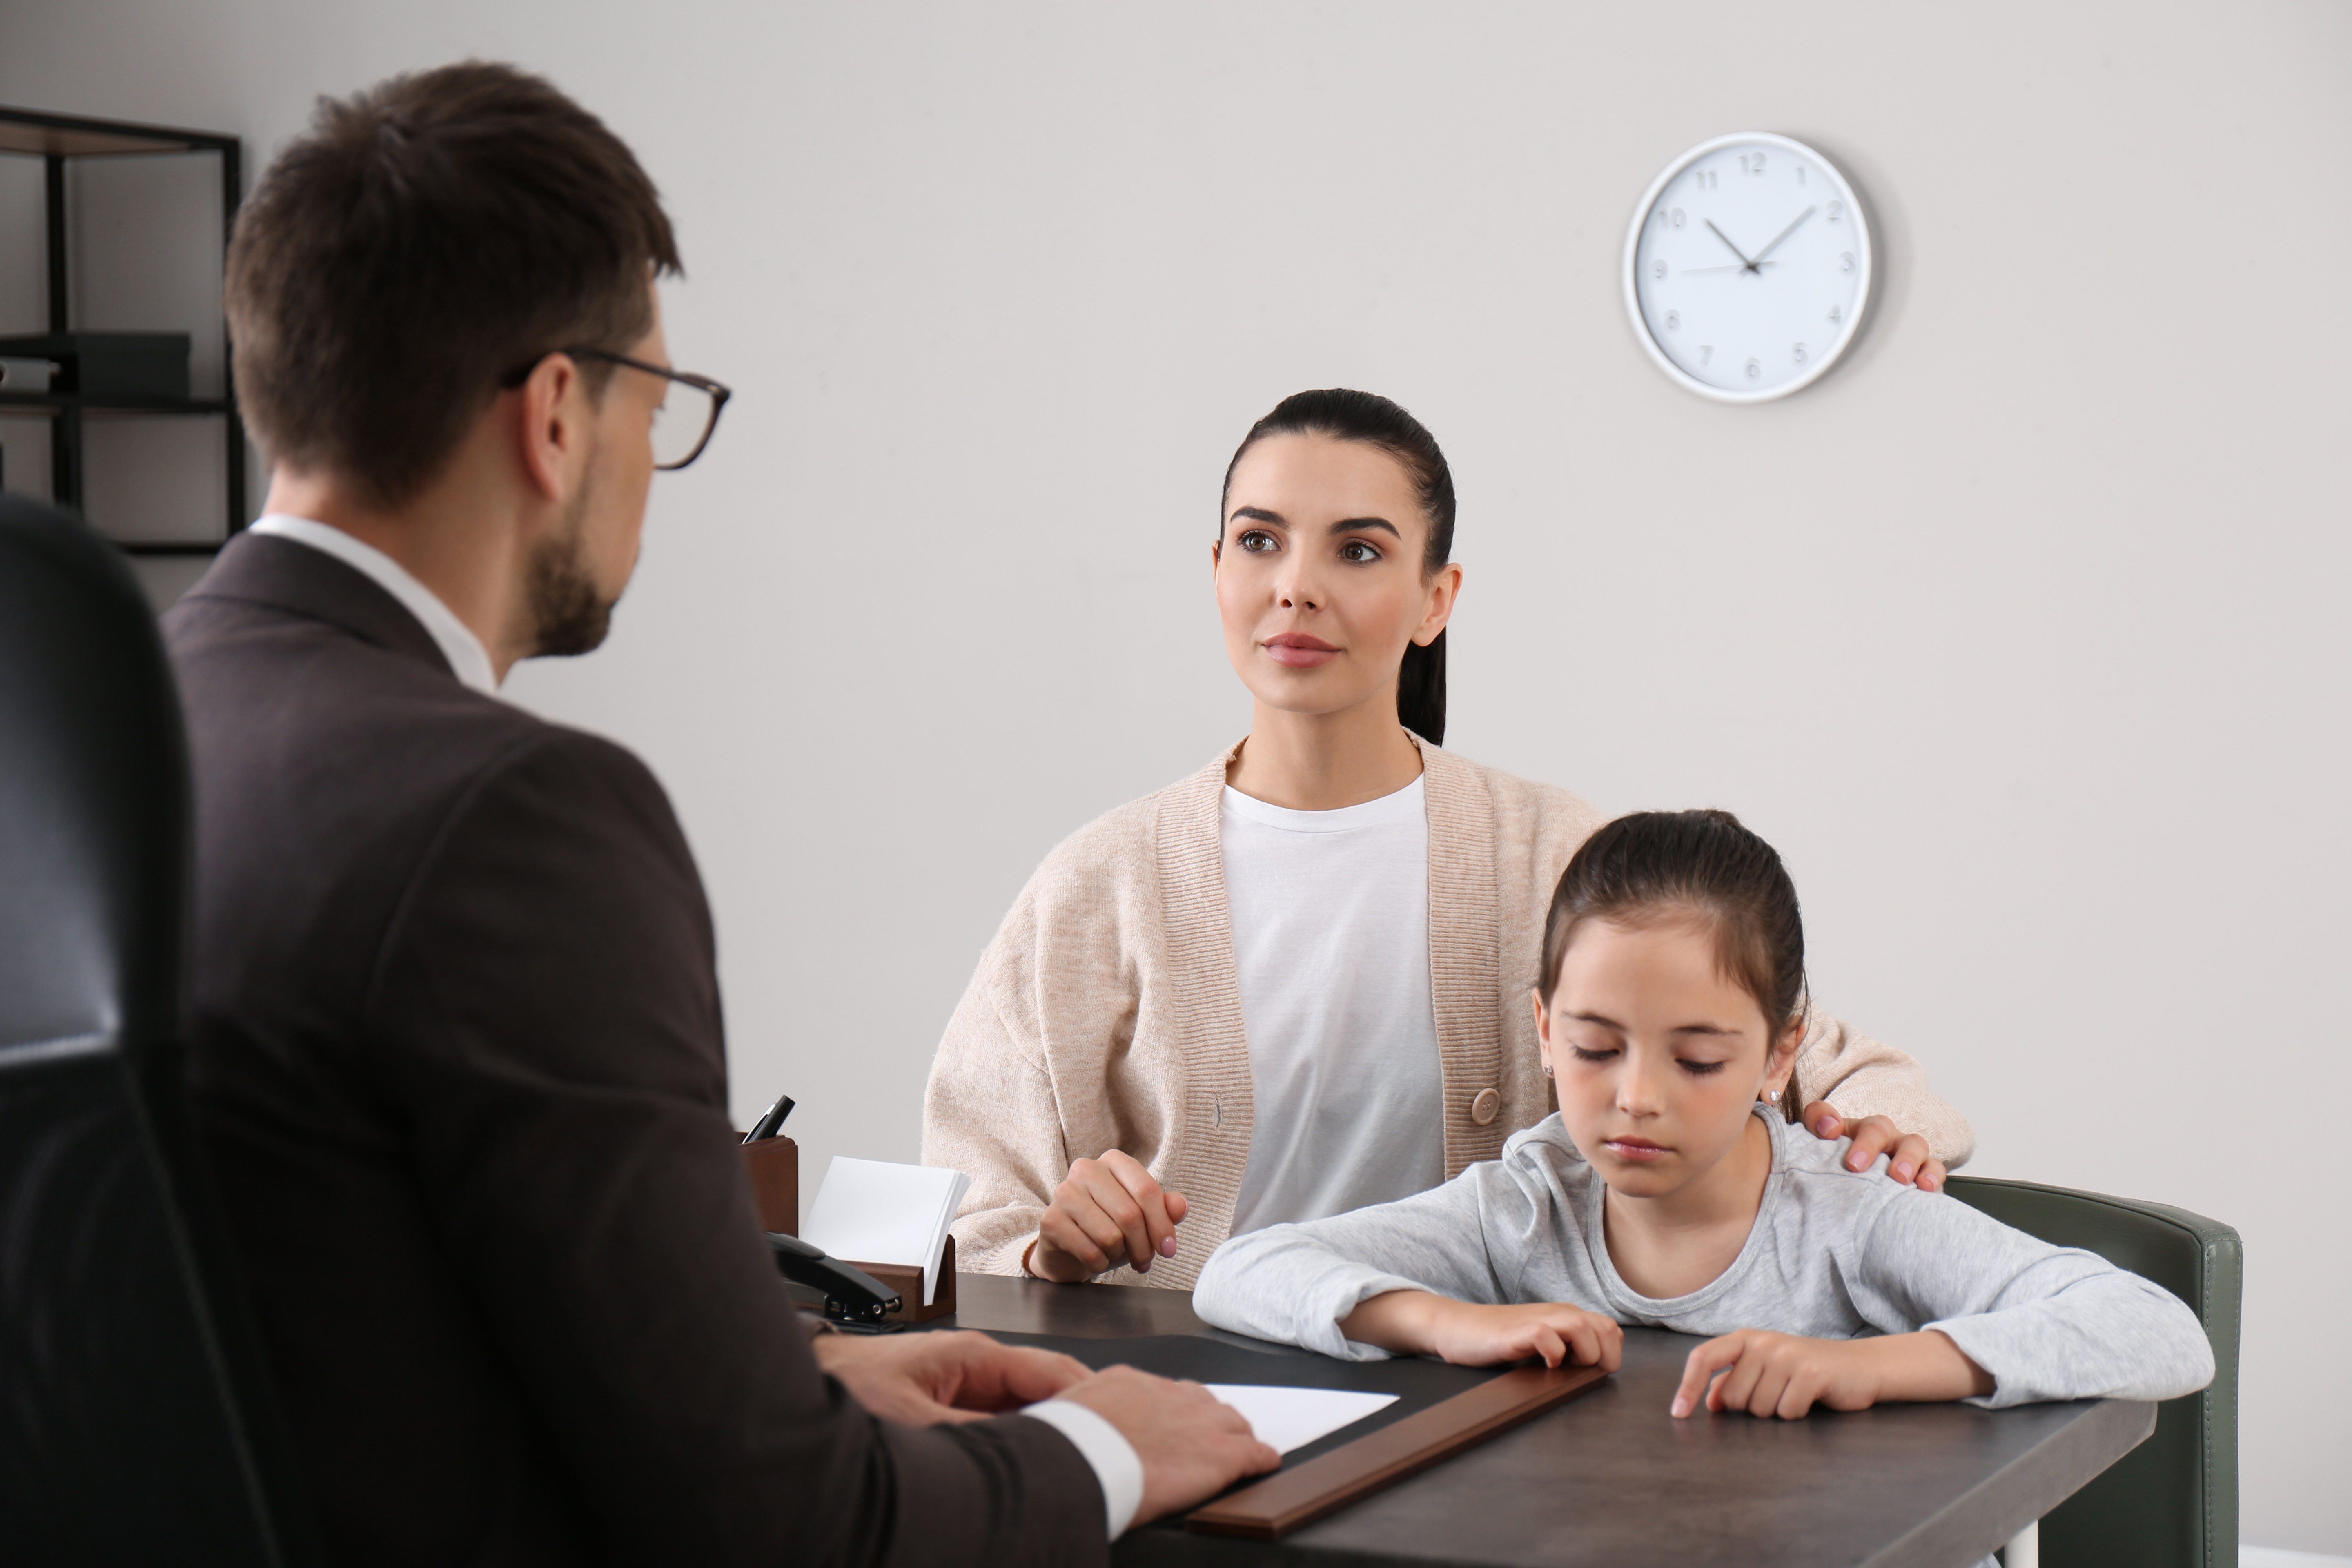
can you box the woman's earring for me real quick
[1765,1087,1780,1103]
[1543,1064,1554,1078]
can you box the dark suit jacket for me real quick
[162,533,1103,1567]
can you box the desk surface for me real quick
[933,1273,2154,1568]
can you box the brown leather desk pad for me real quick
[979,1330,1606,1537]
[980,1329,1507,1468]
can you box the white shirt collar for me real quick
[246,514,499,694]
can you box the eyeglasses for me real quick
[500,347,733,471]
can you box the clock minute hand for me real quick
[1746,205,1819,270]
[1703,219,1758,272]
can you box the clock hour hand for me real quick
[1681,262,1779,274]
[1703,219,1758,272]
[1747,205,1819,268]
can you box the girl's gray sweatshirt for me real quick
[1194,1108,2213,1409]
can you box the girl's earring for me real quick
[1543,1064,1554,1078]
[1765,1087,1780,1103]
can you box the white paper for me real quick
[1203,1385,1399,1455]
[800,1157,972,1305]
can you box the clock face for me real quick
[1624,133,1874,402]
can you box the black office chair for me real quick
[1947,1175,2241,1568]
[0,494,312,1565]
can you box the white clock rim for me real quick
[1621,131,1875,405]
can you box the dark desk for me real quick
[933,1273,2153,1568]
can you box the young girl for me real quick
[1194,809,2213,1427]
[925,391,1971,1292]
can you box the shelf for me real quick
[0,107,236,158]
[2,101,246,545]
[117,540,230,556]
[0,392,233,415]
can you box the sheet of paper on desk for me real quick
[1205,1385,1399,1455]
[800,1157,972,1305]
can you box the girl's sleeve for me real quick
[1193,1163,1540,1361]
[1845,1187,2215,1408]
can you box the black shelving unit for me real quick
[0,106,245,555]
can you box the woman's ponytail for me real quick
[1397,628,1447,746]
[1220,388,1457,748]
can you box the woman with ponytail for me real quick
[923,390,1972,1288]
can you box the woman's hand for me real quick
[1671,1328,1993,1419]
[1341,1291,1623,1372]
[1799,1102,1947,1192]
[1027,1149,1187,1281]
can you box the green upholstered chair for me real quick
[1945,1176,2241,1568]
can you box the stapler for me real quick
[768,1232,903,1330]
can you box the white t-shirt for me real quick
[1222,774,1446,1236]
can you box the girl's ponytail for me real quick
[1220,389,1457,748]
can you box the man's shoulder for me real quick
[172,588,544,804]
[167,544,660,803]
[168,561,682,913]
[452,721,685,866]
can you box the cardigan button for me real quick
[1470,1087,1500,1126]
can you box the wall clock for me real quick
[1624,132,1875,402]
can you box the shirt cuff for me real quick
[1021,1399,1143,1539]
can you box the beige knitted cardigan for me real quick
[921,737,1974,1291]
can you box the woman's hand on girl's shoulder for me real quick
[1672,1329,1993,1420]
[1417,1299,1623,1372]
[1800,1103,1948,1192]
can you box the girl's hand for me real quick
[1671,1329,1993,1419]
[1428,1301,1624,1371]
[1672,1330,1878,1419]
[1343,1291,1622,1372]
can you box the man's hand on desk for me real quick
[813,1329,1090,1426]
[818,1334,1281,1526]
[1053,1365,1281,1527]
[1799,1103,1948,1193]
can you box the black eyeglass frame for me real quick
[499,347,733,471]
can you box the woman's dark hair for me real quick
[1219,389,1456,745]
[1537,810,1808,1122]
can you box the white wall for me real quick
[4,1,2345,1552]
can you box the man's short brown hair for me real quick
[227,61,681,509]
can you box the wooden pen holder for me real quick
[845,1236,958,1324]
[742,1133,799,1236]
[742,1134,956,1323]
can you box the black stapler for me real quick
[768,1232,903,1330]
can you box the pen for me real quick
[742,1092,796,1145]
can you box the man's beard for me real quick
[527,473,617,658]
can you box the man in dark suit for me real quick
[163,61,1274,1566]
